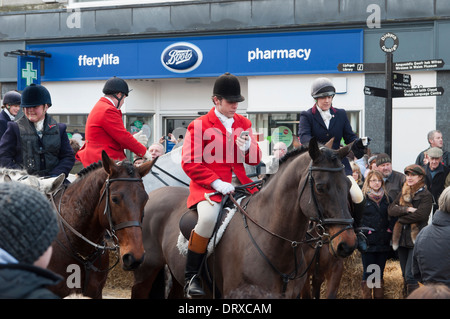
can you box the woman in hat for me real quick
[388,164,433,297]
[0,84,74,180]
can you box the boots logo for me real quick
[161,42,203,73]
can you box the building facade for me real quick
[1,0,449,170]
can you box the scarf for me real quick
[367,187,385,205]
[214,107,234,133]
[316,105,333,129]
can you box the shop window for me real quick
[249,110,361,156]
[50,114,88,138]
[124,113,154,160]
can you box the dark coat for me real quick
[0,114,74,178]
[424,163,450,213]
[412,209,450,287]
[361,195,393,252]
[0,263,62,299]
[298,105,357,174]
[0,109,12,140]
[388,187,433,248]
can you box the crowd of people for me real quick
[0,74,449,300]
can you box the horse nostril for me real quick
[337,242,354,258]
[122,253,145,270]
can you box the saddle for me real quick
[177,194,250,256]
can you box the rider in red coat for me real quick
[181,73,261,298]
[76,77,150,167]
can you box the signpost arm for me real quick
[385,52,393,157]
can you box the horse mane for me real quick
[76,159,136,181]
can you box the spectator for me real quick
[424,147,450,215]
[388,164,433,297]
[359,170,392,299]
[0,182,61,299]
[69,138,83,174]
[0,90,21,140]
[0,84,74,181]
[265,141,288,174]
[415,130,450,167]
[364,154,378,179]
[351,161,364,188]
[375,153,406,201]
[407,283,450,299]
[412,186,450,288]
[148,142,165,160]
[76,77,152,167]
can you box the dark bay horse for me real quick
[47,151,155,298]
[132,138,357,299]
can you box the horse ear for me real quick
[324,137,335,149]
[101,150,118,175]
[337,141,353,160]
[308,137,321,161]
[138,157,158,178]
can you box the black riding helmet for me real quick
[102,76,131,109]
[21,84,52,108]
[213,72,245,103]
[2,91,21,106]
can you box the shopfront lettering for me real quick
[78,54,120,68]
[248,48,311,62]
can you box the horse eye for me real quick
[111,196,120,204]
[315,183,327,193]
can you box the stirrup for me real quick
[184,275,205,298]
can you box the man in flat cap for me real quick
[424,147,450,214]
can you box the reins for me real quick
[49,176,144,290]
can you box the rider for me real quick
[0,90,21,140]
[76,76,153,167]
[181,72,261,297]
[0,84,74,180]
[298,77,370,251]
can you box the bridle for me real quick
[223,160,354,295]
[99,177,144,237]
[299,161,354,240]
[49,176,144,277]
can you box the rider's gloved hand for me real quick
[211,179,235,195]
[351,137,371,159]
[133,130,148,147]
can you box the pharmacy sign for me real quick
[17,56,41,90]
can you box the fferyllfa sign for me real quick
[27,29,363,81]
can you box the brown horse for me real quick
[132,138,357,299]
[300,221,345,299]
[47,151,155,298]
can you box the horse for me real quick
[0,167,66,194]
[300,221,345,299]
[47,151,156,298]
[131,137,357,299]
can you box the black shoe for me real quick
[184,250,206,298]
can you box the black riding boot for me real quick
[184,249,206,298]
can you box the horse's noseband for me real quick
[101,177,144,236]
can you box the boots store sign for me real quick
[27,29,362,81]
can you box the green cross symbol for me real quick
[22,61,38,86]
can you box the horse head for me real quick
[100,150,156,270]
[301,137,357,258]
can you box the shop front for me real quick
[27,28,364,158]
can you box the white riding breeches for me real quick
[194,200,222,239]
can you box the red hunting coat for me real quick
[76,97,147,167]
[181,107,262,208]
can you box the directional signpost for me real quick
[337,32,445,157]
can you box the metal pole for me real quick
[385,52,393,157]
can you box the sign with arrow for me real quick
[393,86,444,98]
[394,59,444,71]
[337,62,384,72]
